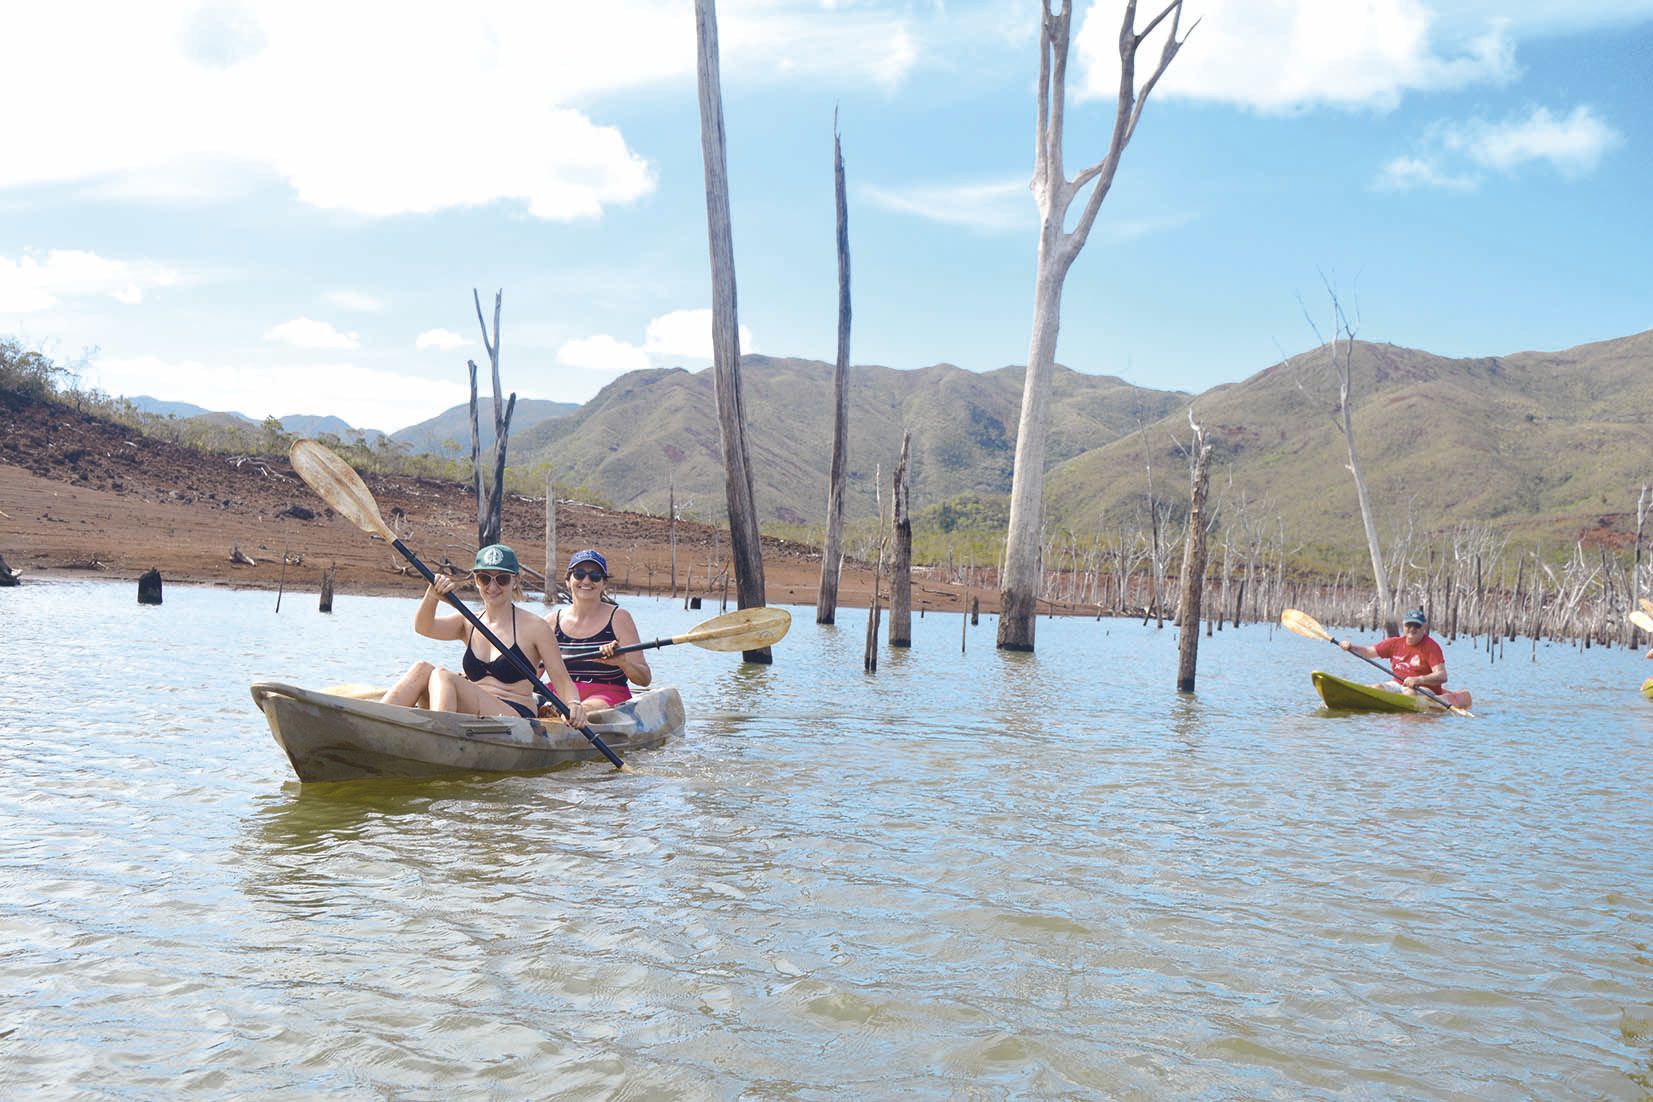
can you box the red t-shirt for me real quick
[1374,634,1447,688]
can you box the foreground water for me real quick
[2,579,1650,1099]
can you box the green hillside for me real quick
[1042,330,1653,569]
[512,356,1186,526]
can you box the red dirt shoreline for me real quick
[1,400,1065,615]
[1,398,1139,618]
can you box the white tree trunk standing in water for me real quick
[817,123,852,625]
[999,0,1193,651]
[694,0,771,663]
[890,430,913,646]
[1303,282,1396,635]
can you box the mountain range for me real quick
[138,329,1653,559]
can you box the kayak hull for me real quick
[250,681,683,782]
[1312,671,1434,714]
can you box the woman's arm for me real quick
[601,609,652,686]
[523,617,588,727]
[414,574,467,641]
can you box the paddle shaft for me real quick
[394,539,626,769]
[561,634,690,659]
[1323,628,1460,714]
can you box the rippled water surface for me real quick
[3,580,1651,1099]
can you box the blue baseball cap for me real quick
[1403,609,1428,627]
[473,544,520,574]
[567,549,608,575]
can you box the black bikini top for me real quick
[461,607,531,684]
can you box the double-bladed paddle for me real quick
[289,439,629,771]
[559,606,791,659]
[1280,608,1475,717]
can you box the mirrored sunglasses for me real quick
[473,572,513,587]
[570,568,606,582]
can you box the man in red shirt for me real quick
[1340,608,1472,710]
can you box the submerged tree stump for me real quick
[138,568,163,605]
[0,552,20,587]
[319,563,336,613]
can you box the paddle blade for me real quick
[684,607,792,652]
[1641,596,1653,618]
[1280,608,1333,642]
[290,439,395,541]
[1629,609,1653,634]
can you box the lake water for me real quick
[2,579,1651,1099]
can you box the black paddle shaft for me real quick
[394,539,625,769]
[561,635,676,659]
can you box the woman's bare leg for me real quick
[427,668,526,717]
[381,661,434,708]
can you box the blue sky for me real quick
[2,1,1649,434]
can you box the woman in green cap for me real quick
[380,543,588,727]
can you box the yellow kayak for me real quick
[1313,671,1435,714]
[1643,676,1653,700]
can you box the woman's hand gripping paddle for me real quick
[1280,608,1475,717]
[289,439,630,770]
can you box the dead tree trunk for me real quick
[468,360,485,542]
[890,430,913,647]
[1175,426,1214,692]
[543,468,557,605]
[471,289,514,548]
[1303,280,1395,635]
[817,120,853,625]
[695,0,770,664]
[865,467,887,673]
[998,0,1193,651]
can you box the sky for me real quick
[2,0,1649,435]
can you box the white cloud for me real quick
[558,334,654,376]
[416,328,469,352]
[1449,105,1621,175]
[327,290,386,312]
[265,317,360,350]
[85,353,468,433]
[0,249,181,313]
[1378,104,1621,190]
[862,179,1031,232]
[1075,0,1516,114]
[645,309,757,361]
[1374,155,1478,192]
[0,2,918,221]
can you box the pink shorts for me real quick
[574,681,632,708]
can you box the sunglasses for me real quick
[569,568,606,582]
[473,572,514,587]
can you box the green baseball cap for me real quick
[472,544,520,574]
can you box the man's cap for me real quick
[1403,608,1428,627]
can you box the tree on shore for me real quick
[999,0,1195,652]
